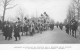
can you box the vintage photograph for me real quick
[0,0,80,44]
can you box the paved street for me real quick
[0,26,80,44]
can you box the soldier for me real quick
[59,23,63,30]
[65,23,70,34]
[20,25,23,36]
[56,24,58,28]
[2,24,8,40]
[8,24,13,40]
[38,23,42,33]
[23,25,29,35]
[30,23,35,36]
[14,25,21,41]
[39,24,43,34]
[34,23,38,33]
[49,23,54,30]
[70,19,78,37]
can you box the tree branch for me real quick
[7,0,13,3]
[6,4,17,9]
[6,0,13,6]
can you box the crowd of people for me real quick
[65,18,78,38]
[55,18,79,38]
[0,12,55,41]
[0,18,79,42]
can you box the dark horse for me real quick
[69,19,78,38]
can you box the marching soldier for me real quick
[59,23,63,30]
[70,19,78,37]
[30,23,35,36]
[2,24,8,40]
[56,24,58,28]
[39,23,43,34]
[14,25,21,41]
[49,23,54,30]
[7,24,13,40]
[2,22,13,40]
[23,24,29,35]
[34,23,38,33]
[65,23,70,34]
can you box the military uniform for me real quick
[14,25,20,41]
[2,25,8,40]
[23,25,29,35]
[70,19,78,37]
[30,24,35,36]
[7,25,13,40]
[65,23,70,34]
[49,23,54,30]
[59,23,63,30]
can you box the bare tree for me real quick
[67,7,72,22]
[66,0,77,22]
[71,0,80,21]
[17,8,25,23]
[1,0,17,22]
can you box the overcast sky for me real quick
[0,0,72,22]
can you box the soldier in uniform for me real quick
[59,23,63,30]
[14,25,21,41]
[39,23,43,34]
[65,23,70,34]
[38,23,42,34]
[23,24,29,35]
[56,24,58,28]
[2,23,12,40]
[49,23,54,30]
[34,23,38,33]
[70,19,78,37]
[8,24,13,40]
[30,23,35,36]
[2,24,8,40]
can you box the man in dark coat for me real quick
[59,23,63,30]
[2,24,8,40]
[56,24,58,28]
[70,19,78,37]
[2,24,13,40]
[8,25,13,40]
[65,23,70,34]
[23,25,29,35]
[49,23,54,30]
[14,25,20,41]
[29,24,35,36]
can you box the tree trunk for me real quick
[2,8,6,22]
[78,0,80,21]
[2,0,7,22]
